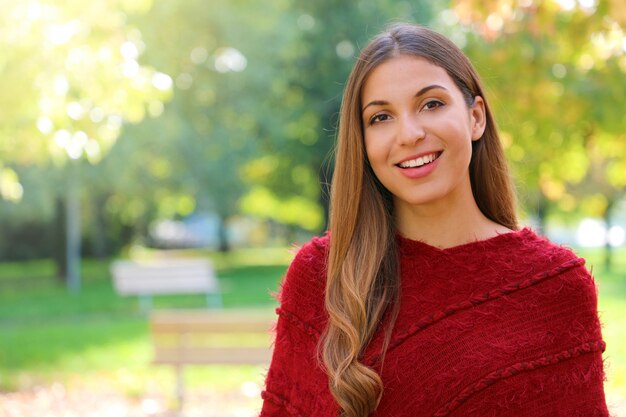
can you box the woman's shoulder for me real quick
[487,226,585,268]
[277,233,329,316]
[399,226,581,267]
[447,227,595,299]
[494,228,599,310]
[290,233,330,267]
[283,233,329,283]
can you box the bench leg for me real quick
[176,364,185,412]
[206,293,222,309]
[139,295,153,314]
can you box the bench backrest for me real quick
[150,310,274,365]
[111,258,218,296]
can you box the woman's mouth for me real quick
[396,151,443,168]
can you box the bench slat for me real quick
[153,347,272,365]
[116,278,219,294]
[111,259,219,296]
[152,321,272,333]
[150,310,275,366]
[151,312,273,332]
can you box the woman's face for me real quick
[361,54,485,212]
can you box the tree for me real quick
[449,0,625,237]
[122,0,296,249]
[238,0,445,233]
[0,0,172,289]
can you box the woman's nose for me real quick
[397,114,425,145]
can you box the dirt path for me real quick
[0,382,263,417]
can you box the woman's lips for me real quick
[396,151,442,179]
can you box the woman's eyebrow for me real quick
[361,84,448,113]
[415,84,448,98]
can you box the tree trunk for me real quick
[66,162,81,293]
[603,199,614,273]
[217,214,230,252]
[90,194,109,259]
[535,196,549,235]
[53,197,67,283]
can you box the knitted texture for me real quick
[260,228,609,417]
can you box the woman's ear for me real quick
[470,96,486,141]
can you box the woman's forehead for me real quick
[361,55,457,104]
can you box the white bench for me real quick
[150,309,274,409]
[111,258,222,312]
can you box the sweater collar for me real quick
[396,227,536,257]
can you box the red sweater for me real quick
[260,228,609,416]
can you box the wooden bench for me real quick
[111,258,222,312]
[150,309,275,409]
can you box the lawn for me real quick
[0,244,624,414]
[0,248,290,406]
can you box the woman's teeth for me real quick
[398,152,439,168]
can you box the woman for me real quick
[260,23,608,417]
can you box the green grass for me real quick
[0,245,624,405]
[0,248,291,392]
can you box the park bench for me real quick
[150,309,275,409]
[111,258,222,312]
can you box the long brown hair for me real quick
[322,23,518,416]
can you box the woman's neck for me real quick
[394,186,511,250]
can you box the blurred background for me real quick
[0,0,624,416]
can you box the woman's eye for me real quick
[370,113,391,125]
[423,100,444,110]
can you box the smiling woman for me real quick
[362,55,487,221]
[260,23,609,417]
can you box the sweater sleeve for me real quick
[260,236,335,417]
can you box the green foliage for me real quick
[451,0,626,220]
[0,0,171,168]
[237,0,445,230]
[239,186,324,231]
[0,0,175,261]
[1,0,625,252]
